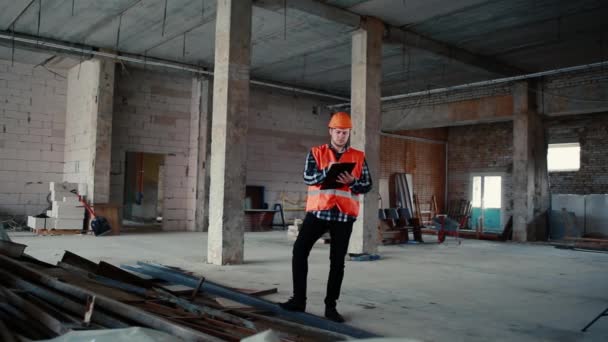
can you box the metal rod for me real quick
[0,30,348,101]
[125,262,380,339]
[7,0,37,30]
[85,271,257,330]
[250,79,348,100]
[0,317,17,342]
[0,302,51,340]
[582,307,608,332]
[162,0,169,36]
[328,60,608,109]
[445,143,449,212]
[115,14,123,51]
[0,286,67,336]
[380,131,446,145]
[243,310,350,340]
[0,255,224,342]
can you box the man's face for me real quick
[329,128,350,148]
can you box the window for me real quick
[547,143,580,172]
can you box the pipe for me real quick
[0,30,349,102]
[0,317,16,342]
[380,131,446,145]
[0,286,68,336]
[445,143,449,212]
[57,260,257,330]
[0,255,224,342]
[0,269,128,329]
[328,60,608,109]
[123,262,379,339]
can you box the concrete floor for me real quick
[9,230,608,341]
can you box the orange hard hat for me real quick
[328,112,352,129]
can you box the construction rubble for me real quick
[0,234,378,341]
[27,182,87,233]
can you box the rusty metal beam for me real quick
[0,254,224,342]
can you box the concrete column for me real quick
[348,17,383,254]
[208,0,252,265]
[188,77,213,232]
[512,82,549,241]
[92,59,115,203]
[64,58,114,204]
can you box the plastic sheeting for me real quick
[40,327,176,342]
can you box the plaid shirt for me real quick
[303,144,372,222]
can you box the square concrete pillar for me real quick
[348,17,383,254]
[92,59,115,204]
[207,0,252,265]
[512,82,549,241]
[64,58,114,203]
[188,77,213,232]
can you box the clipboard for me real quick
[321,162,356,189]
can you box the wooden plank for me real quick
[91,203,122,235]
[35,229,84,236]
[161,284,195,294]
[215,297,254,310]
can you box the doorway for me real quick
[470,174,503,232]
[123,152,164,226]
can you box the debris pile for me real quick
[0,242,378,341]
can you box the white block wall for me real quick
[246,87,333,223]
[111,69,192,231]
[0,60,67,217]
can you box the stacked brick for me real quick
[27,182,85,231]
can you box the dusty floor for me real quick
[9,230,608,341]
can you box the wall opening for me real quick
[470,174,503,232]
[123,152,165,227]
[547,143,580,172]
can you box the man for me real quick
[280,112,372,323]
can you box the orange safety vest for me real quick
[305,144,365,217]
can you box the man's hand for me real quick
[337,171,355,185]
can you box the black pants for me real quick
[291,212,354,308]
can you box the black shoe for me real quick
[279,297,306,312]
[325,306,345,323]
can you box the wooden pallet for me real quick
[34,229,86,236]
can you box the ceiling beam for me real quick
[385,27,523,76]
[254,0,360,27]
[254,0,523,76]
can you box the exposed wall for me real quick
[382,83,514,130]
[383,66,608,131]
[246,87,331,223]
[541,67,608,117]
[0,60,67,217]
[379,129,447,213]
[447,122,514,222]
[546,113,608,194]
[110,69,193,231]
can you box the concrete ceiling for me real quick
[0,0,606,98]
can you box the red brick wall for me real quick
[447,122,514,218]
[380,129,447,213]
